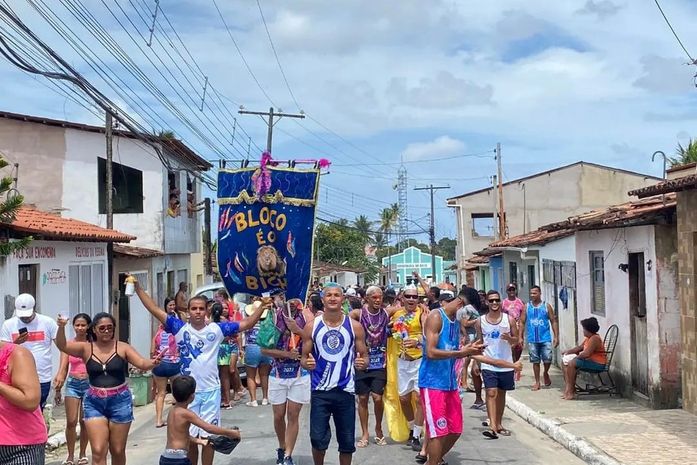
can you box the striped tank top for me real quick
[311,314,356,393]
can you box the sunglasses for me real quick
[403,295,419,299]
[96,325,114,333]
[488,298,501,304]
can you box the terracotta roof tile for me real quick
[544,194,676,231]
[5,207,135,242]
[488,228,574,248]
[113,243,162,258]
[628,175,697,198]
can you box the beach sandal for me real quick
[61,461,74,465]
[469,402,485,410]
[245,400,258,407]
[415,454,427,464]
[482,430,499,440]
[77,458,89,465]
[374,436,387,446]
[357,438,369,448]
[497,428,512,436]
[155,422,167,428]
[481,420,489,427]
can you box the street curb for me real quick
[46,401,157,451]
[506,395,623,465]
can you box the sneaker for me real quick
[261,398,269,406]
[276,448,285,464]
[409,436,421,451]
[283,456,295,465]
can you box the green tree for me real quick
[436,237,457,260]
[670,139,697,167]
[353,215,373,245]
[313,222,379,282]
[0,154,30,256]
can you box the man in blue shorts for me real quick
[135,280,265,465]
[520,286,559,391]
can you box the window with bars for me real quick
[69,263,105,316]
[589,251,605,316]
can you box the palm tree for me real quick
[353,215,373,245]
[670,139,697,167]
[380,203,400,285]
[0,153,30,256]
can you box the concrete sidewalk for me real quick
[506,366,696,465]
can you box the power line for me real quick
[211,0,277,106]
[255,0,301,110]
[333,150,495,166]
[653,0,696,64]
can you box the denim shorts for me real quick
[65,377,90,399]
[528,341,553,364]
[152,361,181,378]
[244,344,272,368]
[575,358,606,372]
[310,389,356,453]
[482,369,515,391]
[83,386,134,424]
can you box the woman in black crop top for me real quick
[55,312,164,465]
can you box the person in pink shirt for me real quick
[54,313,92,465]
[502,284,525,380]
[0,339,48,464]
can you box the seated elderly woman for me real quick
[561,317,607,400]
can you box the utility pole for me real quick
[105,111,115,312]
[495,142,507,240]
[203,198,213,276]
[414,184,449,284]
[238,107,305,153]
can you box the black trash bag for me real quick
[207,427,240,455]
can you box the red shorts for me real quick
[420,388,462,438]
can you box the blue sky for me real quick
[1,0,697,241]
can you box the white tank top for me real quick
[480,313,514,372]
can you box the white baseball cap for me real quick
[345,287,357,296]
[15,293,36,318]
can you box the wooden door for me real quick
[629,252,649,396]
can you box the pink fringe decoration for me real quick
[253,152,277,196]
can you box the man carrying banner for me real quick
[134,280,266,465]
[301,283,368,465]
[261,297,315,465]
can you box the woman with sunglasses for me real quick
[55,312,164,465]
[53,313,92,465]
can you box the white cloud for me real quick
[576,1,623,19]
[633,55,696,94]
[402,136,466,161]
[386,72,493,109]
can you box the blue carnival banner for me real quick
[217,158,321,300]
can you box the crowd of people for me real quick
[0,274,610,465]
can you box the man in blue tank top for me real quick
[520,285,559,391]
[419,290,485,465]
[300,283,368,465]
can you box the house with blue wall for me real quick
[382,246,444,286]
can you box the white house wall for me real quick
[0,240,109,384]
[62,128,165,251]
[576,226,660,391]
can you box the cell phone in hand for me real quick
[18,327,28,336]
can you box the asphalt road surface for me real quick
[46,391,585,465]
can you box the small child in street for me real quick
[160,375,241,465]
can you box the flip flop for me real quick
[77,458,89,465]
[469,402,485,410]
[415,454,427,464]
[482,430,499,440]
[357,438,369,448]
[481,420,489,427]
[61,461,74,465]
[374,436,387,446]
[497,428,512,436]
[155,422,167,428]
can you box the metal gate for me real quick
[543,259,577,359]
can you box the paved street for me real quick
[46,391,584,465]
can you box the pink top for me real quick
[69,353,87,377]
[502,297,524,321]
[154,327,180,363]
[0,343,48,446]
